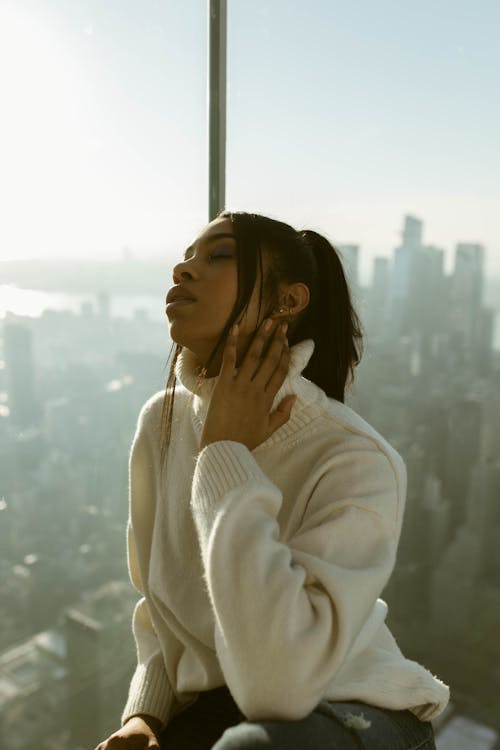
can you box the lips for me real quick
[166,286,197,304]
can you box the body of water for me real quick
[0,285,166,322]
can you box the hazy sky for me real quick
[0,0,498,283]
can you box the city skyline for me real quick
[1,199,499,745]
[0,0,499,281]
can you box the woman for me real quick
[96,211,449,750]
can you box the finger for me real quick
[105,738,127,747]
[219,323,238,382]
[236,317,276,382]
[253,321,288,388]
[269,394,297,433]
[263,336,291,396]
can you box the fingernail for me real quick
[263,318,272,331]
[232,323,239,335]
[281,321,288,332]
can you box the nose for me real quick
[172,258,196,283]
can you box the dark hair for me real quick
[158,210,364,467]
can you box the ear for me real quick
[282,282,310,315]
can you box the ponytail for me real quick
[293,229,364,402]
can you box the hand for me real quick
[94,715,161,749]
[199,318,296,452]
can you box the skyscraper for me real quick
[449,243,485,357]
[337,244,360,288]
[386,215,424,338]
[366,256,390,340]
[3,321,39,428]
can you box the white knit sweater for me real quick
[121,338,450,730]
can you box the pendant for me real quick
[195,366,208,391]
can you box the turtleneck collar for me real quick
[174,338,318,445]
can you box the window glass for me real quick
[0,2,206,747]
[227,0,499,733]
[1,0,499,745]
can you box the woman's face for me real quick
[166,216,272,372]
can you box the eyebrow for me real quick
[183,232,237,260]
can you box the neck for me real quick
[187,336,262,378]
[205,351,224,378]
[174,337,321,452]
[175,338,316,401]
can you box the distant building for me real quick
[479,391,500,463]
[386,215,424,338]
[366,256,390,340]
[0,629,67,750]
[476,305,495,375]
[464,459,500,583]
[421,475,451,569]
[0,580,137,750]
[337,244,360,288]
[80,300,95,317]
[64,580,137,749]
[3,322,40,428]
[443,398,482,532]
[430,532,477,638]
[449,243,485,358]
[97,290,111,320]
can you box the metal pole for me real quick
[208,0,227,221]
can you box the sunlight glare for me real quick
[0,4,96,258]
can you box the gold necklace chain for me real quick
[195,366,208,391]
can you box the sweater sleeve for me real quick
[121,407,177,729]
[190,438,402,721]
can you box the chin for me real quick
[167,320,201,351]
[168,320,225,358]
[167,323,188,348]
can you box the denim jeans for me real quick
[159,685,437,749]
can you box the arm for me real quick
[190,438,403,721]
[121,409,177,729]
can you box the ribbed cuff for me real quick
[192,440,271,507]
[121,658,175,728]
[190,441,281,552]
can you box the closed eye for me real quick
[183,235,237,261]
[208,250,236,261]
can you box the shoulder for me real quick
[323,398,406,480]
[298,379,405,473]
[136,385,193,426]
[296,389,407,531]
[294,378,407,507]
[133,389,164,434]
[129,386,193,469]
[134,384,192,436]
